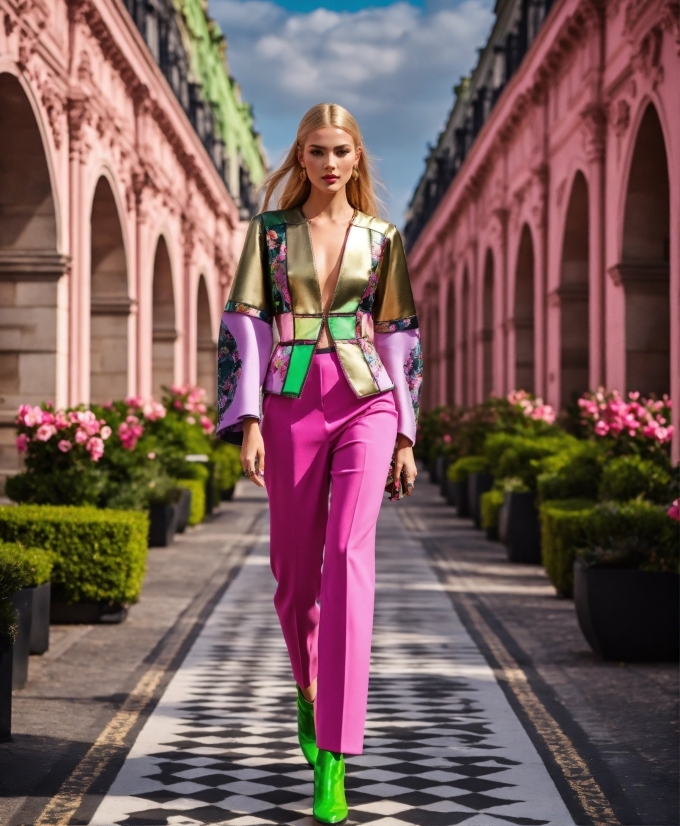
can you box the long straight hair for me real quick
[260,103,383,217]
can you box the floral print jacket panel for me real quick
[216,208,422,445]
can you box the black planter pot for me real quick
[50,600,128,624]
[0,635,12,741]
[428,458,437,484]
[498,501,508,542]
[175,489,192,534]
[434,456,446,486]
[11,588,33,689]
[445,478,458,507]
[439,459,450,498]
[148,502,178,547]
[454,481,470,518]
[486,526,499,541]
[574,561,680,661]
[503,492,541,564]
[468,473,494,529]
[30,582,50,655]
[221,486,235,501]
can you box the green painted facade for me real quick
[172,0,266,191]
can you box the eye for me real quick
[336,149,349,156]
[310,149,323,156]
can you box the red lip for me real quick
[322,175,339,182]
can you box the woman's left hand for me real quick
[393,434,417,496]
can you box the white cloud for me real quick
[212,0,495,222]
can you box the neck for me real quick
[302,187,354,223]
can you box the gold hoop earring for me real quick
[351,166,359,181]
[299,167,307,182]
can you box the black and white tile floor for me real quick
[91,497,574,826]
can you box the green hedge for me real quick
[0,506,149,605]
[536,441,605,502]
[0,556,28,640]
[0,542,53,587]
[213,443,242,497]
[480,489,504,531]
[492,435,577,492]
[599,454,674,504]
[447,455,489,483]
[176,479,206,526]
[539,499,596,597]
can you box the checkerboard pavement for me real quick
[90,502,575,826]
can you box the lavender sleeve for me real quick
[374,328,423,446]
[216,311,273,444]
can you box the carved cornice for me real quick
[91,295,137,315]
[0,251,71,281]
[608,262,670,292]
[580,102,608,162]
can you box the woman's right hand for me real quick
[241,418,265,487]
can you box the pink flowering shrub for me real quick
[668,499,680,522]
[164,385,215,434]
[507,390,556,425]
[577,388,673,462]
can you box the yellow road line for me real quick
[400,508,619,826]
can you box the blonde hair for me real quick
[260,103,383,217]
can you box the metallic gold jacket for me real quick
[216,208,422,444]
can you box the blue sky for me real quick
[211,0,495,223]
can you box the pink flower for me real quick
[147,452,156,460]
[142,400,166,421]
[655,427,673,444]
[174,400,183,410]
[15,434,30,453]
[668,500,680,522]
[118,420,143,450]
[57,439,72,453]
[199,415,214,434]
[22,405,44,427]
[36,424,57,441]
[186,415,196,425]
[75,429,89,444]
[54,412,70,430]
[594,420,610,436]
[443,434,452,443]
[100,425,112,440]
[87,436,104,461]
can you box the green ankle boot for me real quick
[297,687,319,767]
[313,749,348,824]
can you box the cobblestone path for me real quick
[90,502,575,826]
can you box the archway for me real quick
[0,74,59,408]
[621,105,670,397]
[446,280,456,406]
[482,250,494,399]
[462,268,470,406]
[152,237,176,398]
[559,172,589,408]
[196,276,216,403]
[514,225,535,393]
[90,177,129,403]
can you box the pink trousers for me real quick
[261,350,397,754]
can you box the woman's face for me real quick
[298,127,361,195]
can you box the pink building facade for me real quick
[0,0,259,478]
[406,0,679,460]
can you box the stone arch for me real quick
[559,171,589,408]
[462,267,470,406]
[620,104,670,397]
[151,236,177,398]
[90,176,130,403]
[196,274,216,402]
[445,279,456,406]
[514,224,535,393]
[482,249,494,399]
[0,72,63,469]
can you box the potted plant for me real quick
[174,487,192,533]
[148,482,182,547]
[501,478,542,563]
[574,500,679,661]
[447,456,489,518]
[480,489,504,541]
[468,471,494,528]
[0,553,32,737]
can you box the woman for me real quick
[216,103,422,824]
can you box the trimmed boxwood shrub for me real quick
[598,454,674,505]
[536,441,605,503]
[447,455,489,483]
[480,489,504,531]
[0,542,53,588]
[540,499,596,597]
[0,506,149,605]
[176,479,205,526]
[0,548,37,641]
[213,443,242,497]
[493,435,577,492]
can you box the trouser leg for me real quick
[315,398,397,755]
[262,380,330,691]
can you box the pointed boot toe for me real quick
[297,687,319,768]
[313,749,348,824]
